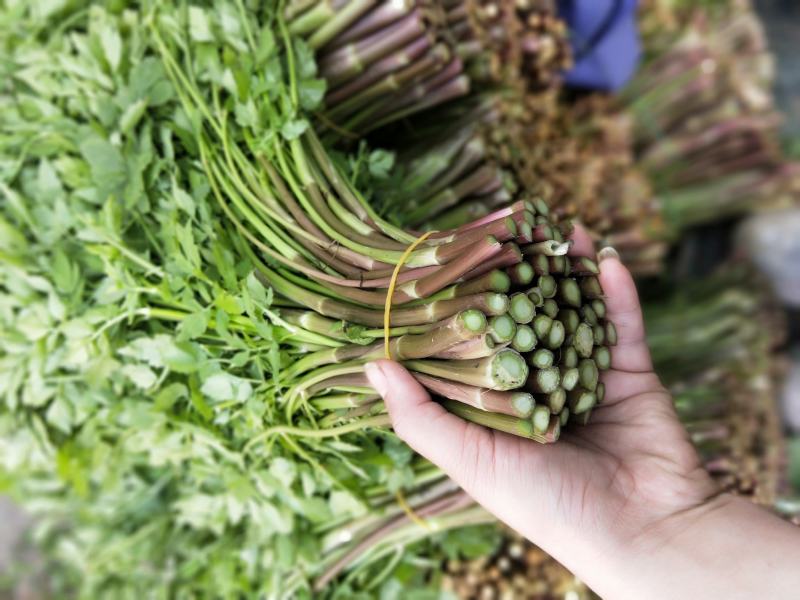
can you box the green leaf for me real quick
[298,78,326,111]
[173,183,196,218]
[129,57,173,105]
[189,7,215,43]
[383,438,413,467]
[188,374,214,421]
[231,351,250,368]
[269,457,296,487]
[234,99,259,129]
[200,372,252,402]
[51,249,80,295]
[176,222,201,271]
[255,27,276,65]
[215,293,243,316]
[216,1,247,52]
[119,336,165,367]
[177,310,209,341]
[45,396,74,434]
[281,118,309,141]
[119,99,148,135]
[252,500,293,535]
[98,23,122,72]
[161,340,205,374]
[438,525,502,563]
[369,150,395,179]
[154,383,188,411]
[175,494,226,535]
[79,137,128,202]
[328,491,366,519]
[121,364,158,390]
[297,498,331,523]
[294,39,317,79]
[245,272,270,307]
[119,335,206,374]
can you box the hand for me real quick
[365,227,800,599]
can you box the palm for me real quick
[480,372,715,548]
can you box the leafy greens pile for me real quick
[0,0,608,597]
[0,2,443,596]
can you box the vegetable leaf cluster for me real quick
[0,1,498,597]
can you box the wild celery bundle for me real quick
[371,1,800,276]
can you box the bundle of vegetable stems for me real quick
[619,4,800,237]
[373,91,544,226]
[186,102,615,442]
[146,2,614,443]
[286,0,570,137]
[566,0,799,271]
[372,86,672,277]
[284,0,666,276]
[648,271,786,496]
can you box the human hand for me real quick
[365,226,724,596]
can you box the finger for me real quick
[567,223,595,257]
[364,360,494,482]
[598,247,653,373]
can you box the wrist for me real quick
[589,494,800,600]
[631,491,737,555]
[559,492,732,599]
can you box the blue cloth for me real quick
[557,0,641,91]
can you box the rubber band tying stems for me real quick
[383,231,434,359]
[395,488,434,531]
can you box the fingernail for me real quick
[364,362,388,397]
[598,246,619,262]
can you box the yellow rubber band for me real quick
[395,489,432,530]
[384,231,434,359]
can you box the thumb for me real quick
[364,359,494,486]
[598,246,653,373]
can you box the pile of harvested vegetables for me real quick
[0,0,795,598]
[0,1,606,596]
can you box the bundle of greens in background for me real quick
[622,5,800,236]
[0,1,795,599]
[598,0,800,274]
[373,0,800,276]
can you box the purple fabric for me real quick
[557,0,641,91]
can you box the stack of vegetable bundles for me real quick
[0,0,614,596]
[622,3,800,238]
